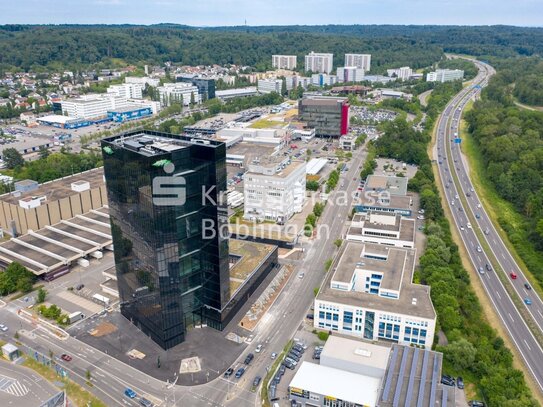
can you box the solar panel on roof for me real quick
[404,347,420,407]
[429,354,439,407]
[417,350,430,407]
[393,347,410,407]
[382,345,400,402]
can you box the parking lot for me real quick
[350,106,398,124]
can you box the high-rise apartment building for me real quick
[102,131,230,349]
[337,67,365,83]
[272,55,297,70]
[344,54,372,72]
[386,67,413,81]
[107,83,143,99]
[305,52,334,74]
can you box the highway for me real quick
[0,143,368,407]
[434,58,543,394]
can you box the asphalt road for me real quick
[434,59,543,394]
[0,142,368,407]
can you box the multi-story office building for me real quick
[314,242,436,348]
[176,75,216,100]
[157,83,201,107]
[310,73,338,87]
[426,69,464,83]
[355,192,413,217]
[337,66,365,83]
[107,83,143,99]
[244,159,306,224]
[125,76,160,88]
[102,131,230,349]
[346,212,415,248]
[257,78,283,94]
[305,52,334,74]
[344,53,372,72]
[61,94,130,120]
[298,96,349,137]
[386,66,413,81]
[272,55,297,70]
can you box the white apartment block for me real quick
[426,69,464,83]
[305,52,334,74]
[272,55,297,70]
[125,76,160,88]
[107,83,143,99]
[315,242,436,348]
[386,67,413,81]
[337,66,365,83]
[310,73,338,87]
[345,53,372,72]
[157,83,201,107]
[61,94,130,119]
[346,212,415,248]
[257,78,282,94]
[244,159,306,224]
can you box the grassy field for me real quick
[23,358,107,407]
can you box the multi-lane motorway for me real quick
[0,144,368,407]
[435,58,543,394]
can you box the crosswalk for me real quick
[0,375,29,397]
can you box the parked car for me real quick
[235,367,245,379]
[124,388,137,399]
[252,376,262,387]
[224,368,234,377]
[468,401,485,407]
[457,377,464,389]
[441,375,455,386]
[75,284,84,290]
[0,324,8,332]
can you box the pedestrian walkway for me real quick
[0,374,29,396]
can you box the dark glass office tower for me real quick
[102,130,229,349]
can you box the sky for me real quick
[0,0,541,26]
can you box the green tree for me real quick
[334,239,343,248]
[38,146,50,160]
[306,180,319,191]
[444,338,477,371]
[3,148,24,169]
[36,287,47,304]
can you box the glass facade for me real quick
[102,130,229,349]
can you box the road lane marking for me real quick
[524,340,532,352]
[496,291,501,300]
[509,313,514,322]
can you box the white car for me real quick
[467,222,472,229]
[270,352,277,360]
[477,204,481,209]
[460,225,465,231]
[0,324,7,332]
[476,246,482,253]
[255,344,263,353]
[417,215,425,220]
[455,194,459,199]
[298,272,305,279]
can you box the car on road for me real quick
[467,222,472,229]
[455,194,459,199]
[139,397,153,407]
[0,324,8,332]
[485,263,492,272]
[253,376,262,387]
[525,283,532,290]
[451,200,455,206]
[484,228,490,235]
[255,344,263,353]
[441,375,455,387]
[298,272,305,279]
[477,204,481,209]
[224,368,234,377]
[475,213,480,219]
[525,298,532,306]
[124,388,137,398]
[476,246,482,253]
[478,266,485,275]
[75,284,84,290]
[510,272,517,280]
[270,352,277,360]
[460,225,465,231]
[244,353,254,365]
[457,377,464,389]
[61,354,72,361]
[235,367,246,378]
